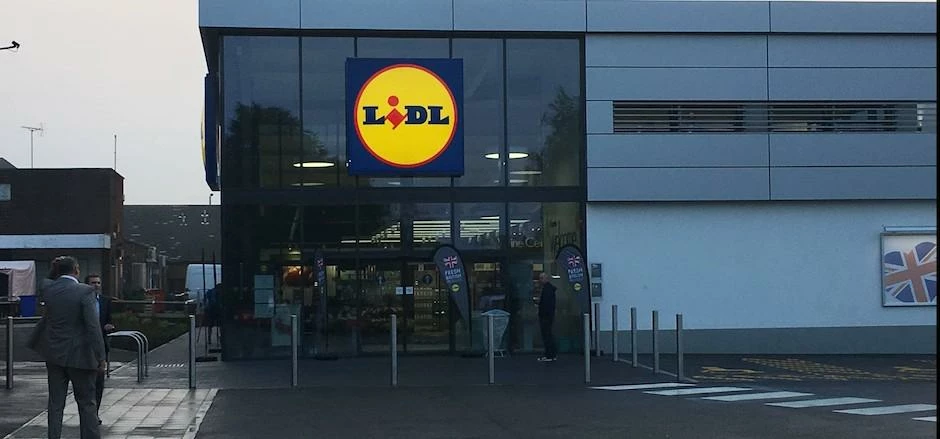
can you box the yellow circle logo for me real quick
[354,64,458,168]
[450,283,461,293]
[573,283,582,292]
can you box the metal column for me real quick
[188,315,195,389]
[487,314,495,385]
[291,315,298,388]
[652,310,660,373]
[6,317,13,389]
[583,313,591,383]
[611,305,619,362]
[677,314,685,382]
[390,314,398,387]
[593,302,601,357]
[630,307,637,367]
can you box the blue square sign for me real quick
[346,58,464,176]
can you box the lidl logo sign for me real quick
[346,59,463,175]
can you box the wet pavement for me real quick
[3,331,936,438]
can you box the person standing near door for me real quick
[86,273,113,425]
[28,256,106,439]
[535,272,557,362]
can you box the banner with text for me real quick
[432,244,470,323]
[555,244,590,314]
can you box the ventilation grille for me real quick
[612,102,937,133]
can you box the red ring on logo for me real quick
[353,63,458,169]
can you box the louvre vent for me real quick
[612,102,937,133]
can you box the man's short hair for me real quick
[85,274,101,283]
[51,256,78,278]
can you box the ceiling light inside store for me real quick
[484,152,529,160]
[290,182,325,187]
[292,161,335,168]
[510,170,542,175]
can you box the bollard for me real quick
[611,305,619,362]
[630,307,637,367]
[652,310,660,373]
[291,314,298,388]
[6,317,13,389]
[593,302,601,357]
[188,315,196,389]
[390,314,398,387]
[677,314,685,382]
[583,313,591,383]
[487,314,495,385]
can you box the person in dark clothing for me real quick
[535,272,557,361]
[86,274,113,425]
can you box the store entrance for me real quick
[358,259,451,354]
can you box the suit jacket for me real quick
[28,276,106,370]
[97,294,113,353]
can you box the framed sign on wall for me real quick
[881,229,937,307]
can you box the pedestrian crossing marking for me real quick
[702,391,813,402]
[645,386,751,396]
[590,383,695,391]
[834,404,936,416]
[768,397,881,408]
[913,416,937,422]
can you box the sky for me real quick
[0,0,209,204]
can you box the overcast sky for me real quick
[0,0,209,204]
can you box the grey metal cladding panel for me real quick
[300,0,452,30]
[588,167,769,201]
[587,1,769,33]
[770,2,937,34]
[588,134,769,167]
[587,101,613,135]
[586,35,767,68]
[200,0,300,28]
[771,134,938,167]
[770,167,938,200]
[768,68,937,101]
[769,35,938,68]
[454,0,585,32]
[587,67,767,101]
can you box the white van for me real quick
[184,264,222,308]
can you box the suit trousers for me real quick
[46,362,100,439]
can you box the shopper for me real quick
[536,272,557,362]
[29,256,106,439]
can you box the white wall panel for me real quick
[587,34,767,68]
[587,67,767,101]
[586,201,938,329]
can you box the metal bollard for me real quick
[291,315,298,388]
[593,303,601,357]
[652,310,660,373]
[612,305,619,362]
[583,313,591,383]
[630,307,637,367]
[390,314,398,387]
[677,314,685,382]
[6,317,13,389]
[188,315,196,389]
[487,314,495,385]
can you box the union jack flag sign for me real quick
[444,256,459,269]
[883,237,937,306]
[567,255,582,268]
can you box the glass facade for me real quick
[219,34,585,359]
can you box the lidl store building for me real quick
[199,0,937,360]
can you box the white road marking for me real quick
[702,391,813,402]
[645,386,751,396]
[768,397,881,408]
[834,404,937,416]
[590,383,696,391]
[912,416,937,422]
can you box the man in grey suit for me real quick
[29,256,106,439]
